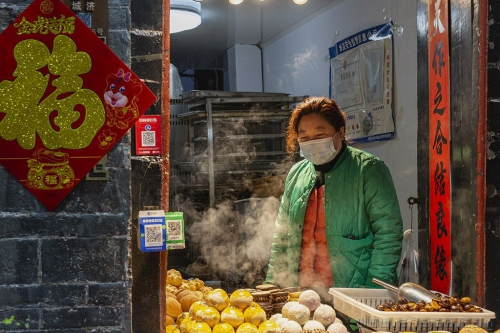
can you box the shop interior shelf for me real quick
[178,109,292,120]
[192,134,286,141]
[175,161,285,173]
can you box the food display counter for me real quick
[165,269,496,333]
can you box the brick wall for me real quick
[0,0,135,331]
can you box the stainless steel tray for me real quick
[180,91,308,105]
[180,90,290,103]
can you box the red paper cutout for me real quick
[0,0,157,210]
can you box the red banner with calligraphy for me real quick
[0,0,156,210]
[428,0,451,293]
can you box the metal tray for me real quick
[180,91,308,106]
[180,90,290,103]
[177,109,292,120]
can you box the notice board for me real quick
[329,22,395,144]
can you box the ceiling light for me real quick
[170,0,202,33]
[293,0,308,4]
[229,0,244,4]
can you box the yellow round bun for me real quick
[179,314,193,333]
[201,306,221,327]
[206,288,230,312]
[213,322,236,333]
[229,289,253,310]
[236,322,259,333]
[176,312,190,327]
[189,300,208,321]
[187,321,212,333]
[221,305,245,328]
[258,320,280,333]
[243,304,266,327]
[166,324,181,333]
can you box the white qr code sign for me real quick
[138,210,166,252]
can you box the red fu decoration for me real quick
[0,0,156,210]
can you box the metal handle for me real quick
[372,278,398,292]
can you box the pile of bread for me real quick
[166,269,350,333]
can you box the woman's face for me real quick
[297,113,344,148]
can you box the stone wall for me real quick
[0,0,135,332]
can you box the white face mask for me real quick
[299,134,339,165]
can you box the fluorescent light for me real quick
[229,0,244,4]
[293,0,308,4]
[170,0,202,33]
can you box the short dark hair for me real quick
[286,97,346,153]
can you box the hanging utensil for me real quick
[397,197,420,284]
[399,228,415,283]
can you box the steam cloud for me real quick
[188,197,280,287]
[169,104,299,288]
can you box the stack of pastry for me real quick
[249,289,272,319]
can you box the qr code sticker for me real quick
[144,224,163,247]
[167,220,182,240]
[141,131,156,147]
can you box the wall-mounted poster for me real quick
[0,0,156,210]
[329,22,395,144]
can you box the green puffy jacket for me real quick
[265,145,403,288]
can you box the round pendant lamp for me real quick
[170,0,202,33]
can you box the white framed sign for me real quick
[330,22,395,144]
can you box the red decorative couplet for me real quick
[0,0,157,210]
[428,0,451,293]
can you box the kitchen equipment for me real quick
[169,92,308,288]
[372,278,437,304]
[174,90,307,208]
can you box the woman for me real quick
[265,97,403,294]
